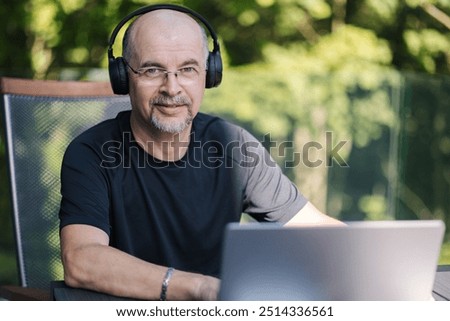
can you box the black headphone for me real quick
[108,3,223,95]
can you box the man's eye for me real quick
[143,68,163,76]
[180,67,197,74]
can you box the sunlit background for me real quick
[1,0,449,286]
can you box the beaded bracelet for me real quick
[160,267,174,301]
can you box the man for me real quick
[59,8,341,301]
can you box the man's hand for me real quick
[286,202,345,226]
[168,271,220,300]
[195,275,221,300]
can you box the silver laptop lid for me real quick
[218,220,445,300]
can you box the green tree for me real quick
[1,0,448,77]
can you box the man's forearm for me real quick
[61,235,219,300]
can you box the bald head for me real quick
[122,9,209,67]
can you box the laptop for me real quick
[218,220,445,300]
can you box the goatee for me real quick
[149,95,193,134]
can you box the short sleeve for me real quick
[58,139,111,235]
[239,129,308,223]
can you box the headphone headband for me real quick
[108,3,222,94]
[108,4,220,61]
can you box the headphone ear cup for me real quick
[109,57,129,95]
[205,50,223,88]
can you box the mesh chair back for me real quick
[0,77,130,288]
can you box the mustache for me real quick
[150,95,192,107]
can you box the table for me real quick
[2,266,449,300]
[433,265,450,301]
[54,265,450,301]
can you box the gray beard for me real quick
[150,109,194,134]
[148,95,194,134]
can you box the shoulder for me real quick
[63,110,130,163]
[194,112,256,144]
[193,113,267,169]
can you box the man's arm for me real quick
[285,201,344,226]
[60,224,219,300]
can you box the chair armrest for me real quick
[0,285,52,301]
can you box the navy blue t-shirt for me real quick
[59,111,306,277]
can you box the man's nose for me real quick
[159,72,182,96]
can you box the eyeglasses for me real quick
[124,59,203,86]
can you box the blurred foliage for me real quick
[0,0,448,78]
[0,0,449,285]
